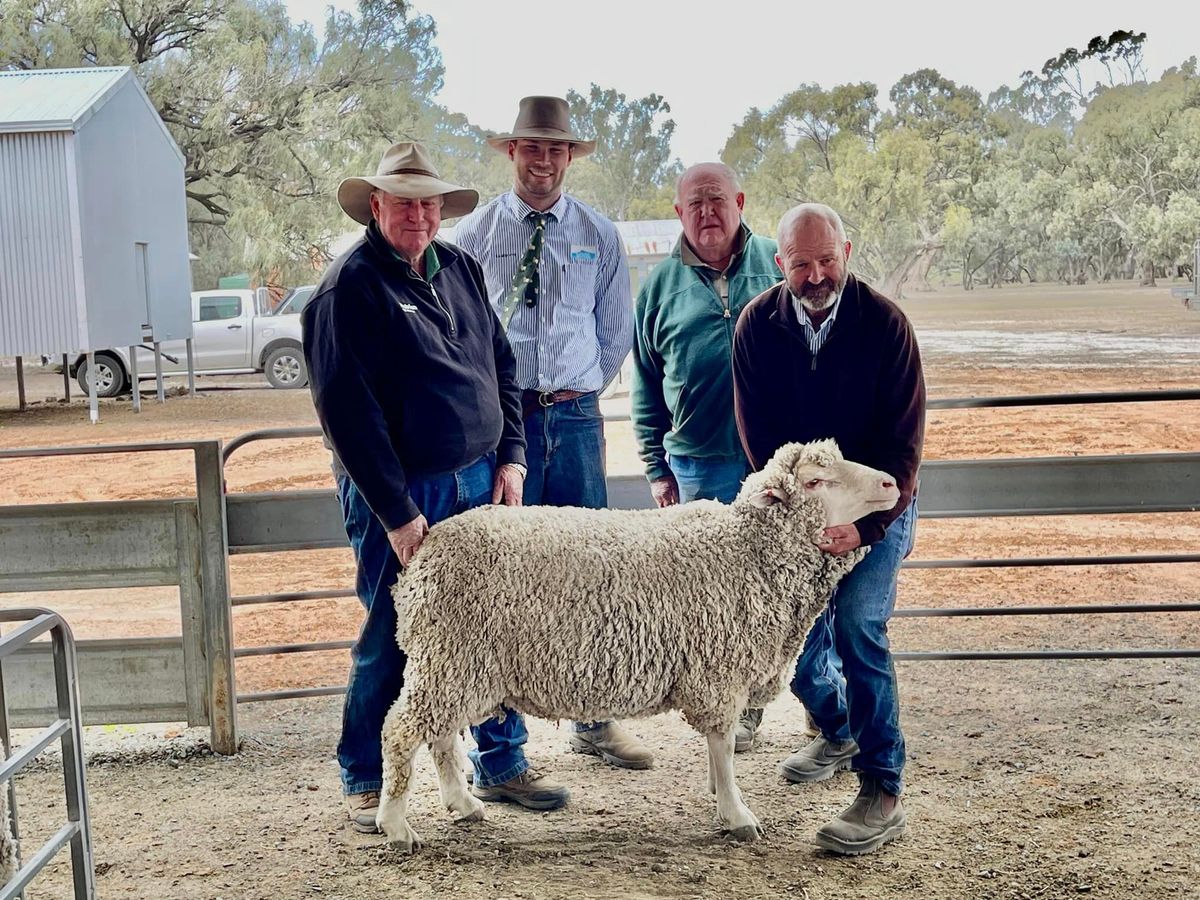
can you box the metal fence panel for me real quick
[917,453,1200,517]
[1,637,188,727]
[0,499,181,591]
[226,490,346,552]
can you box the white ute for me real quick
[72,289,308,397]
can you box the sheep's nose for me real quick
[881,478,895,490]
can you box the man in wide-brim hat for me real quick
[456,99,655,775]
[303,141,569,835]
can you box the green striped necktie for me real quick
[499,212,547,328]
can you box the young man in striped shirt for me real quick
[454,96,653,773]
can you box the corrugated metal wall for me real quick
[76,79,191,348]
[0,130,79,356]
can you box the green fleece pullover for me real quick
[632,229,780,481]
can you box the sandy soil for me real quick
[1,281,1198,898]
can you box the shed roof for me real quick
[0,66,135,133]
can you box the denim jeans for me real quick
[522,392,607,509]
[667,453,751,504]
[524,391,608,732]
[336,453,530,793]
[790,501,918,796]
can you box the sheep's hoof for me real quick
[452,801,486,824]
[726,823,764,842]
[383,826,422,853]
[378,809,422,853]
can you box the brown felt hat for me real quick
[485,96,596,156]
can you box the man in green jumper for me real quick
[630,162,781,750]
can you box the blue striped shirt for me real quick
[792,292,843,356]
[452,191,634,392]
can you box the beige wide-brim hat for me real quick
[337,141,479,225]
[485,95,596,157]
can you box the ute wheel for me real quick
[76,352,128,398]
[264,346,308,389]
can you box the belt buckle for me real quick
[538,390,556,408]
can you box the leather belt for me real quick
[521,388,586,419]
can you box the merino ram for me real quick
[377,439,900,850]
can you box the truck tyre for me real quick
[76,352,128,398]
[264,345,308,389]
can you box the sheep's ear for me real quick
[749,487,788,508]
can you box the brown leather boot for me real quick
[470,768,570,811]
[569,721,655,769]
[345,790,380,834]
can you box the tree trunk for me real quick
[909,251,937,292]
[1140,257,1156,286]
[880,243,941,300]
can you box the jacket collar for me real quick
[363,221,463,280]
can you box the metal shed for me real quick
[0,66,193,420]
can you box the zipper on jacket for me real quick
[429,283,457,334]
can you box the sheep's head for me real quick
[736,439,900,536]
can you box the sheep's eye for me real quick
[804,479,823,489]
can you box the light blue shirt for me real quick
[792,291,843,356]
[453,191,634,393]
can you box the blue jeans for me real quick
[790,501,918,796]
[336,454,530,793]
[524,391,608,732]
[668,454,751,504]
[522,392,607,508]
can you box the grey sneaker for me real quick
[779,735,859,783]
[734,708,764,753]
[471,768,570,811]
[815,779,906,855]
[569,722,654,770]
[346,790,380,834]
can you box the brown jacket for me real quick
[732,274,925,545]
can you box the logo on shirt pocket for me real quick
[569,244,598,263]
[397,301,419,314]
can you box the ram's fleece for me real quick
[377,439,900,850]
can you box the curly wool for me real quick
[387,440,868,746]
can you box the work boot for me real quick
[569,722,655,769]
[345,790,380,834]
[815,778,907,855]
[471,768,570,811]
[734,707,764,753]
[778,735,859,783]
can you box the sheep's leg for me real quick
[705,729,763,841]
[376,697,424,852]
[431,732,484,823]
[707,745,717,795]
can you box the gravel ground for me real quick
[7,653,1199,900]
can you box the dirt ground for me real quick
[1,281,1199,898]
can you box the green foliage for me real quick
[725,36,1200,295]
[564,84,682,220]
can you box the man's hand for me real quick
[817,524,861,556]
[387,515,429,566]
[492,463,525,506]
[650,474,680,508]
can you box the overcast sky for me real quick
[284,0,1197,165]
